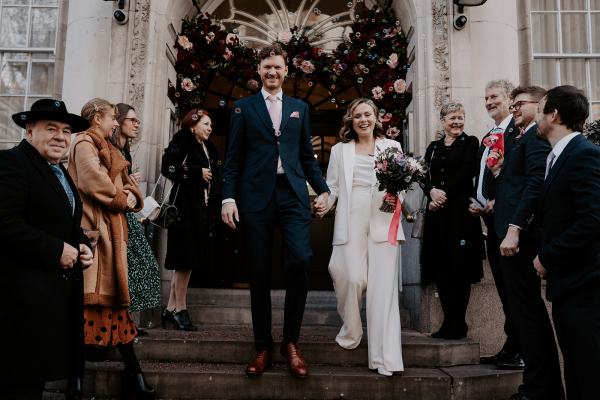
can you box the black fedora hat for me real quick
[12,98,90,133]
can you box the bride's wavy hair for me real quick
[338,98,383,143]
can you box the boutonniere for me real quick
[290,111,300,118]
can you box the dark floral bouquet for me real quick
[374,146,427,213]
[584,119,600,146]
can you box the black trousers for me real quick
[242,175,312,351]
[436,270,472,335]
[552,280,600,400]
[0,381,44,400]
[501,238,564,400]
[483,215,520,354]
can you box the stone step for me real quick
[184,288,339,308]
[107,326,479,368]
[69,361,522,400]
[184,304,411,328]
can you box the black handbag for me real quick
[151,155,187,229]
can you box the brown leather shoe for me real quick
[280,342,309,378]
[245,350,272,377]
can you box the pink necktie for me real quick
[267,95,281,136]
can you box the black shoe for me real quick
[172,309,198,331]
[480,349,509,364]
[161,307,175,329]
[65,376,82,400]
[431,327,466,340]
[508,393,531,400]
[137,328,149,337]
[123,372,156,400]
[496,353,525,370]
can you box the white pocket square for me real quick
[290,111,300,118]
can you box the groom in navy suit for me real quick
[221,45,329,378]
[533,85,600,400]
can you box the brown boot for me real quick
[280,342,309,378]
[245,350,272,377]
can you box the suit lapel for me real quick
[279,94,293,134]
[342,141,354,201]
[542,134,584,196]
[250,92,276,135]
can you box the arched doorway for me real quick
[172,0,411,289]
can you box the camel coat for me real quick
[68,131,143,307]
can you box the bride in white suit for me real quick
[317,98,405,376]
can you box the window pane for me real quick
[0,7,29,47]
[29,62,54,94]
[561,13,588,53]
[560,59,586,92]
[533,58,558,88]
[532,13,559,53]
[592,0,600,10]
[590,60,600,101]
[30,8,58,48]
[0,61,28,95]
[560,0,585,10]
[592,14,600,53]
[531,0,558,10]
[592,103,600,121]
[0,96,26,146]
[3,1,30,5]
[31,52,55,61]
[33,0,58,4]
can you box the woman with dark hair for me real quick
[421,101,484,340]
[161,108,220,330]
[112,103,161,324]
[318,98,405,376]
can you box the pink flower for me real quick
[386,53,399,69]
[394,79,407,93]
[223,48,233,61]
[247,79,259,90]
[379,113,393,123]
[206,31,216,44]
[226,33,238,45]
[278,31,292,43]
[181,78,196,92]
[177,35,193,51]
[384,27,399,39]
[386,127,401,138]
[371,86,384,100]
[300,60,315,74]
[293,57,303,68]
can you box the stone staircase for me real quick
[44,289,522,399]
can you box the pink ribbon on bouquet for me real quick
[388,197,402,245]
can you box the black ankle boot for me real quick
[65,376,82,400]
[122,372,156,400]
[161,307,175,329]
[172,309,197,331]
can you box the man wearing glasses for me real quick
[492,86,565,400]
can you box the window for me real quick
[531,0,600,120]
[0,0,59,149]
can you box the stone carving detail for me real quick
[127,0,151,115]
[431,0,450,111]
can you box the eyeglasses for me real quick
[510,100,538,112]
[123,117,141,125]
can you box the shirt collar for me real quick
[494,114,513,131]
[523,121,536,134]
[551,131,581,158]
[261,88,283,101]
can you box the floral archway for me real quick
[173,2,411,140]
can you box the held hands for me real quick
[79,244,93,268]
[429,188,447,210]
[221,202,239,229]
[202,168,212,183]
[533,255,547,279]
[129,172,142,186]
[468,202,483,216]
[60,243,79,269]
[314,192,330,218]
[500,225,520,256]
[125,190,137,209]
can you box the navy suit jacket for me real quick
[494,123,551,239]
[222,92,328,213]
[536,134,600,302]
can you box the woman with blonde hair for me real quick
[68,98,155,399]
[318,98,405,376]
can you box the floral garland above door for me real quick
[173,3,410,140]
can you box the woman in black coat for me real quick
[161,108,220,330]
[421,101,485,340]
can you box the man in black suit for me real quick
[221,45,329,378]
[470,79,524,369]
[534,85,600,400]
[491,86,564,400]
[0,99,93,400]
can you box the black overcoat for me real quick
[161,129,221,270]
[0,140,87,382]
[421,133,485,284]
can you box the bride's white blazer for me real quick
[326,137,406,246]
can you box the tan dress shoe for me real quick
[280,342,309,378]
[245,350,272,376]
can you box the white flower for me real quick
[226,33,238,45]
[177,35,193,51]
[386,126,400,138]
[181,78,196,92]
[394,79,407,93]
[372,86,385,100]
[386,53,399,69]
[206,31,216,44]
[300,60,315,74]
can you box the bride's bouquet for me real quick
[374,146,427,213]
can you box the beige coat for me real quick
[68,130,142,307]
[326,138,406,246]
